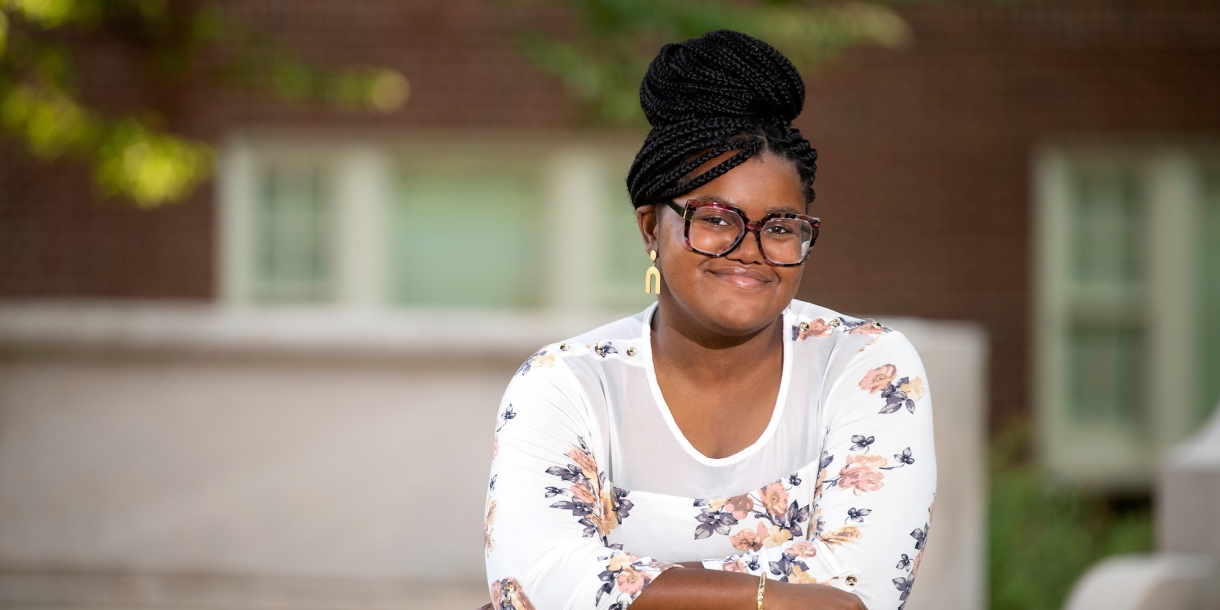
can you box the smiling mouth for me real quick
[707,266,773,289]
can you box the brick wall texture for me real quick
[2,0,1219,429]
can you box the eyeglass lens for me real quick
[687,206,813,264]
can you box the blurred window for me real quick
[389,158,544,309]
[1036,148,1220,488]
[254,163,335,303]
[1203,165,1220,421]
[601,173,655,311]
[220,139,653,315]
[1068,328,1143,426]
[1065,164,1147,429]
[1070,167,1144,292]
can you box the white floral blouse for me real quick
[485,299,936,610]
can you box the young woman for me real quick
[484,30,935,610]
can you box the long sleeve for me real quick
[485,348,680,610]
[700,329,937,610]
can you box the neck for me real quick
[649,296,785,384]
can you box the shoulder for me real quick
[786,298,925,384]
[502,309,651,437]
[786,299,899,344]
[508,306,651,389]
[564,306,652,348]
[520,306,651,375]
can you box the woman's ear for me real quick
[635,204,659,254]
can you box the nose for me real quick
[726,226,767,265]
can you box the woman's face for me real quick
[636,151,808,338]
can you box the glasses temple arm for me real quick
[663,201,688,219]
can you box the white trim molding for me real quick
[1033,142,1217,488]
[215,132,650,316]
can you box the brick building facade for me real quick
[2,0,1218,446]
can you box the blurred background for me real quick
[0,0,1218,609]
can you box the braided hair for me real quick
[626,30,818,209]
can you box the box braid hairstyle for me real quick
[626,29,818,210]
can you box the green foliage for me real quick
[988,425,1154,610]
[515,0,913,126]
[0,0,407,207]
[94,118,212,205]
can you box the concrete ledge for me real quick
[0,301,630,362]
[1064,553,1219,610]
[0,572,488,610]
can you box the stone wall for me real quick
[2,0,1218,429]
[0,304,987,609]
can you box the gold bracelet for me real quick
[756,571,767,610]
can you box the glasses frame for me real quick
[664,198,821,267]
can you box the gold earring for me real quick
[645,250,661,294]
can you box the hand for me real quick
[765,581,867,610]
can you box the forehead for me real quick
[681,152,805,214]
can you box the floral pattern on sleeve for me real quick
[517,349,556,376]
[692,473,810,547]
[596,550,679,609]
[792,316,891,341]
[545,436,634,543]
[892,501,933,610]
[492,404,517,460]
[490,577,535,610]
[792,318,834,340]
[715,436,921,584]
[844,318,890,335]
[859,364,926,414]
[820,434,915,495]
[692,472,885,583]
[586,341,618,358]
[484,497,497,557]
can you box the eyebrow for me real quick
[687,195,804,216]
[766,205,804,215]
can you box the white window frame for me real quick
[217,132,646,315]
[1033,142,1214,488]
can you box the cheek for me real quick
[659,215,686,248]
[657,240,704,280]
[656,219,693,267]
[777,264,805,286]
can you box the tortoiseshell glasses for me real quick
[664,199,820,266]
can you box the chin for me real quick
[697,283,788,335]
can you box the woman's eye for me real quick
[700,216,731,227]
[764,224,794,236]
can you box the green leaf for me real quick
[94,119,212,207]
[1,83,99,158]
[516,0,912,126]
[0,10,9,57]
[0,1,407,205]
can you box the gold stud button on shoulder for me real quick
[559,343,569,351]
[872,321,884,329]
[627,347,637,356]
[845,575,858,586]
[831,319,842,327]
[798,321,810,331]
[504,581,516,592]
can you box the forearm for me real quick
[629,567,759,610]
[630,565,866,610]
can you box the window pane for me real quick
[601,175,657,311]
[1201,166,1220,419]
[255,165,334,302]
[1071,166,1144,290]
[1068,327,1144,426]
[389,167,542,309]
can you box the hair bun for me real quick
[639,29,805,128]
